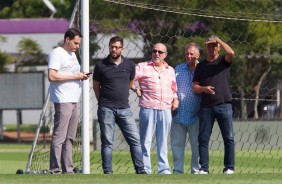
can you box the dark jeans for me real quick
[198,103,235,172]
[97,106,144,174]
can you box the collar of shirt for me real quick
[147,60,170,69]
[107,55,124,66]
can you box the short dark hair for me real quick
[109,36,123,47]
[64,28,83,42]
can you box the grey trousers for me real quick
[50,102,80,173]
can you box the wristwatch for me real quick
[132,88,138,93]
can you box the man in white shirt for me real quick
[48,28,89,174]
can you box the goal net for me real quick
[26,0,282,174]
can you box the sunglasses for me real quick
[152,49,166,54]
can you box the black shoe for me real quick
[104,171,113,174]
[73,167,80,173]
[50,170,62,174]
[136,170,148,174]
[62,172,75,174]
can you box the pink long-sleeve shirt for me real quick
[135,61,178,110]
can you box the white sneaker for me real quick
[223,169,234,174]
[198,170,209,174]
[159,170,171,174]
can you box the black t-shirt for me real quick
[193,55,232,108]
[93,55,135,108]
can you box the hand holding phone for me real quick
[85,72,93,76]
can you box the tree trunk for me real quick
[253,66,271,119]
[240,86,247,119]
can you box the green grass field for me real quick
[1,173,282,184]
[0,144,30,174]
[1,144,282,184]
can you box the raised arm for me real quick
[206,37,234,63]
[217,38,234,62]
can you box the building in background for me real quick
[0,18,68,55]
[0,18,68,127]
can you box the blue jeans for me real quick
[97,106,144,174]
[198,103,235,172]
[139,107,171,174]
[171,121,200,174]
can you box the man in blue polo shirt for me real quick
[92,36,146,174]
[171,43,201,174]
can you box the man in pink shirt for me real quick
[132,43,178,174]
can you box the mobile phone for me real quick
[86,72,93,75]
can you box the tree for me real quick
[245,22,282,119]
[88,0,282,119]
[0,51,14,72]
[0,0,75,19]
[0,35,14,72]
[15,37,45,72]
[0,0,76,70]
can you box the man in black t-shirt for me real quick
[193,35,235,174]
[93,36,146,174]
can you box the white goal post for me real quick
[81,0,90,174]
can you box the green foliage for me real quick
[0,0,77,71]
[5,124,37,133]
[89,0,282,68]
[0,51,14,72]
[18,38,43,56]
[4,124,49,133]
[16,37,46,68]
[0,35,14,72]
[87,0,282,119]
[0,0,75,19]
[0,0,50,18]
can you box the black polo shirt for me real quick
[93,55,135,108]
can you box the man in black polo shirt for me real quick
[93,36,146,174]
[193,35,235,174]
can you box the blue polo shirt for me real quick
[93,55,135,108]
[173,62,201,125]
